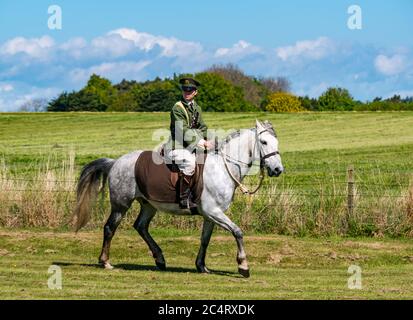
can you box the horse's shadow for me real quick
[53,261,240,278]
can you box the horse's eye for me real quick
[261,140,267,145]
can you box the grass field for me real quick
[0,111,413,299]
[1,111,412,167]
[1,228,413,299]
[1,111,412,236]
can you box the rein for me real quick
[221,154,265,194]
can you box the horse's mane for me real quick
[220,121,276,149]
[223,129,245,144]
[220,128,253,150]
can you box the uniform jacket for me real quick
[166,99,208,152]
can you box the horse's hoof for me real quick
[102,262,114,270]
[156,262,166,271]
[197,265,211,274]
[238,268,250,278]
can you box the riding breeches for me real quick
[165,149,196,176]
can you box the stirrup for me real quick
[179,196,197,209]
[179,198,199,215]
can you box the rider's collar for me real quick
[181,98,195,107]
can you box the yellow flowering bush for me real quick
[264,92,305,112]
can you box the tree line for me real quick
[46,64,413,112]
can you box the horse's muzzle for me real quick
[267,166,283,177]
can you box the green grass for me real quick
[1,111,412,181]
[1,112,412,299]
[1,228,413,299]
[1,111,412,166]
[0,111,412,236]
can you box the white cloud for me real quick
[60,37,87,51]
[0,36,54,59]
[59,37,87,59]
[56,29,203,61]
[276,37,334,61]
[215,40,261,58]
[374,54,405,76]
[69,60,152,83]
[0,83,14,92]
[90,34,136,58]
[59,35,135,60]
[1,29,412,104]
[0,84,60,112]
[108,28,203,57]
[108,28,156,51]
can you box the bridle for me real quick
[220,128,279,195]
[257,129,280,169]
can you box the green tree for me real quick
[110,82,144,111]
[318,87,355,111]
[109,91,138,111]
[206,64,261,109]
[83,74,117,110]
[47,90,107,112]
[138,80,180,111]
[114,79,139,93]
[48,92,72,111]
[205,64,290,111]
[195,72,253,111]
[299,96,320,111]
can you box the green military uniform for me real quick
[168,99,208,151]
[164,77,208,210]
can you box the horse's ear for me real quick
[263,120,273,129]
[255,119,263,129]
[263,120,276,136]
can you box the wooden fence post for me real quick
[347,166,355,224]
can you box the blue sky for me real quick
[1,0,412,110]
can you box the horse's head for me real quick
[255,120,284,177]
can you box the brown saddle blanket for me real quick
[134,151,206,204]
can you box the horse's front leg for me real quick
[233,227,249,278]
[202,208,250,278]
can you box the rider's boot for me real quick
[179,174,197,209]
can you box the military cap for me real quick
[179,77,201,91]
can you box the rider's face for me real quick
[182,89,197,101]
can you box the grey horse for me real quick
[73,120,284,277]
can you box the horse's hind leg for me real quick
[133,201,165,270]
[98,203,130,269]
[196,218,215,273]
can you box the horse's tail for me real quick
[73,158,115,232]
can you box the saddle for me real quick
[134,150,206,206]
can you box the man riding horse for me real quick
[73,77,284,276]
[164,77,215,209]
